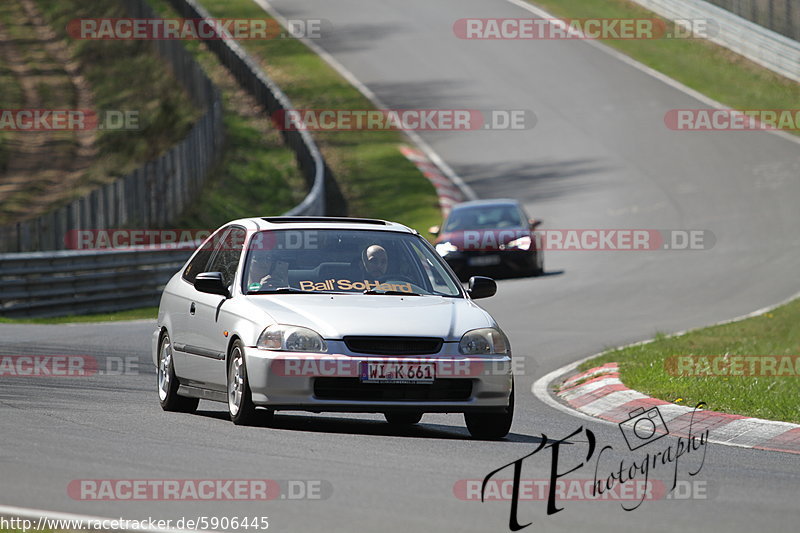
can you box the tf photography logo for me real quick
[477,403,709,530]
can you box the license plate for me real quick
[468,255,501,266]
[360,361,435,384]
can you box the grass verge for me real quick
[0,0,200,225]
[147,0,306,229]
[528,0,799,126]
[189,0,442,235]
[580,298,800,424]
[0,306,158,324]
[35,0,200,169]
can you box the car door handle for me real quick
[190,302,196,315]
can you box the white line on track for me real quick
[532,288,800,441]
[505,0,800,147]
[253,0,478,202]
[255,0,800,442]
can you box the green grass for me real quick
[0,0,200,225]
[36,0,200,166]
[147,0,306,229]
[540,5,800,422]
[528,0,799,124]
[191,0,443,235]
[580,298,800,423]
[0,306,157,324]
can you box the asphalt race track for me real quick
[2,0,800,531]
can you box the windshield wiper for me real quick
[362,289,422,296]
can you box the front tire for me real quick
[227,340,260,426]
[157,333,199,413]
[464,382,514,440]
[531,250,544,276]
[385,412,423,425]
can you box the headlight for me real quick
[506,235,531,251]
[257,325,327,352]
[458,328,509,355]
[435,242,458,256]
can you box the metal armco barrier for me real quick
[0,246,194,318]
[167,0,327,217]
[704,0,799,42]
[0,0,224,253]
[0,0,332,317]
[631,0,800,83]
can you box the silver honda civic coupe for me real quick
[152,216,515,439]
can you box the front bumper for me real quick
[243,347,513,413]
[442,250,535,276]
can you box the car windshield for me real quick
[442,204,526,232]
[242,229,463,297]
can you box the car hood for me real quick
[243,294,496,340]
[438,228,530,251]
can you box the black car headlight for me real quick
[506,235,532,251]
[435,242,459,256]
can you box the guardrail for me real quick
[631,0,800,83]
[0,0,335,317]
[0,246,195,318]
[167,0,328,217]
[705,0,799,42]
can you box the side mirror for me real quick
[467,276,497,299]
[529,218,542,229]
[194,272,230,298]
[428,225,440,236]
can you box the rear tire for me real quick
[465,382,514,440]
[157,333,199,413]
[385,412,423,425]
[228,340,259,426]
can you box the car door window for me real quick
[207,226,246,291]
[183,234,219,284]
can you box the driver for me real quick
[362,244,388,279]
[247,253,288,291]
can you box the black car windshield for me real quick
[442,204,526,232]
[242,229,462,297]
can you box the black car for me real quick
[430,199,543,280]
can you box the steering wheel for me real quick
[381,274,414,284]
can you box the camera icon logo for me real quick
[618,406,669,450]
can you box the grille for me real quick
[313,378,472,401]
[344,336,443,355]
